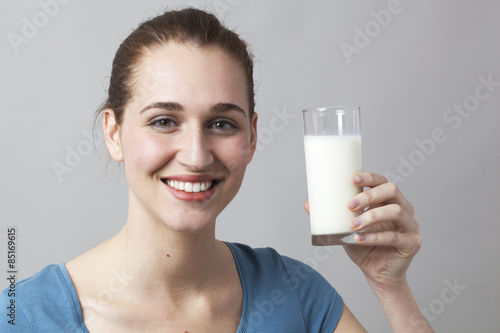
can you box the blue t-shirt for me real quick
[0,242,343,332]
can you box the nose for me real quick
[176,125,214,171]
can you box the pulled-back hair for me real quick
[97,8,255,124]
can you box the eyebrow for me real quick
[139,101,246,116]
[210,102,246,115]
[139,101,183,114]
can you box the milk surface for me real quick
[304,135,362,235]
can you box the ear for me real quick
[248,112,258,163]
[103,109,124,162]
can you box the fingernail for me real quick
[349,198,360,209]
[353,174,363,184]
[351,217,362,229]
[355,233,366,242]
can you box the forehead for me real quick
[128,42,249,114]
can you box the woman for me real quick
[1,8,432,332]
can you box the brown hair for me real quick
[96,8,255,125]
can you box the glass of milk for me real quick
[303,106,362,246]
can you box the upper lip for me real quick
[160,174,221,183]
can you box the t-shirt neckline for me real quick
[59,242,248,333]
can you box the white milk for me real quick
[304,135,362,235]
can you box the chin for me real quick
[164,216,217,235]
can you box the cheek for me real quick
[218,136,253,174]
[122,132,172,175]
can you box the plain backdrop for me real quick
[1,0,499,332]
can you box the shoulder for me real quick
[225,242,338,289]
[8,264,64,296]
[225,242,343,332]
[225,242,299,285]
[225,241,284,268]
[0,264,87,332]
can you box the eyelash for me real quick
[148,117,238,132]
[149,117,179,130]
[209,119,238,131]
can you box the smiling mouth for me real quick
[161,179,221,193]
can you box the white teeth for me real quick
[165,180,213,193]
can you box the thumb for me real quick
[304,200,310,215]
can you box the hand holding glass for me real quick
[303,106,362,246]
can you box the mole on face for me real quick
[166,254,170,257]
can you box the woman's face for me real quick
[104,42,257,233]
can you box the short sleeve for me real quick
[0,288,33,332]
[0,264,89,332]
[280,256,344,332]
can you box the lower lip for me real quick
[163,182,218,202]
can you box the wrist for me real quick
[366,276,434,333]
[364,272,409,298]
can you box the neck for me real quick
[101,205,228,302]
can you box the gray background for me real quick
[1,0,499,332]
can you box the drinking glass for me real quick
[303,106,362,245]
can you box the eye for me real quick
[149,117,179,131]
[210,120,238,132]
[148,116,180,133]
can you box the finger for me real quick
[350,204,419,233]
[304,200,310,214]
[347,182,414,216]
[352,172,388,188]
[352,172,415,216]
[354,231,422,254]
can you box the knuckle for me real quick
[393,204,404,219]
[366,210,377,223]
[369,232,378,243]
[413,234,422,252]
[368,172,376,181]
[386,182,399,194]
[363,189,373,203]
[388,232,399,244]
[408,202,415,216]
